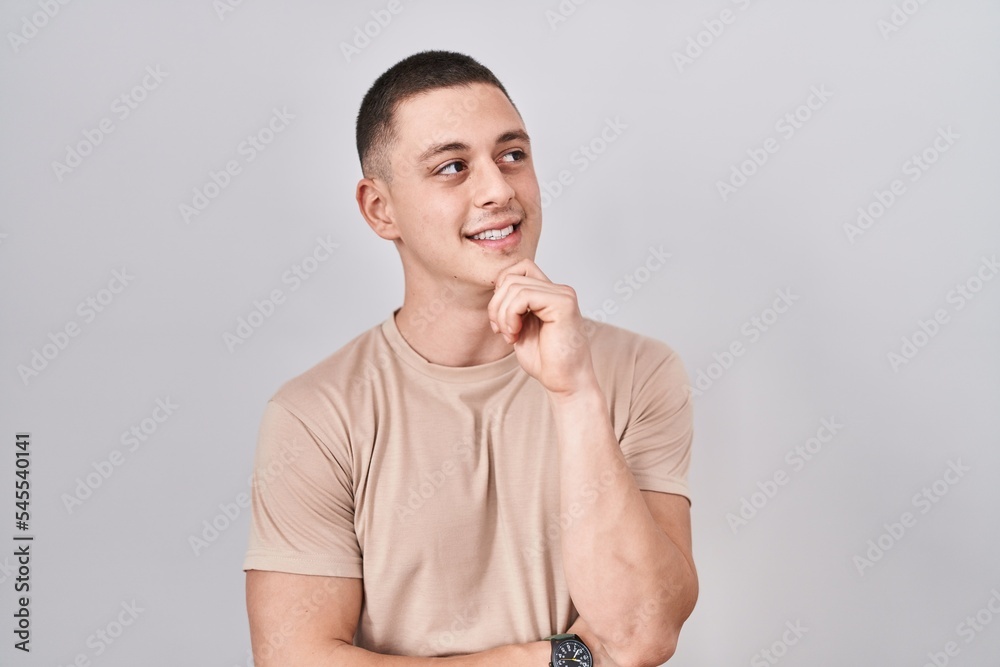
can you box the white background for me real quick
[1,1,999,665]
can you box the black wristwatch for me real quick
[546,633,593,667]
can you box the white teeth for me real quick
[471,224,515,241]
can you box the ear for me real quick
[356,177,400,241]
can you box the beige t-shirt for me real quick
[242,311,693,657]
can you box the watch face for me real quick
[553,639,592,667]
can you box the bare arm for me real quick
[488,259,699,667]
[246,571,552,666]
[550,387,698,667]
[563,490,696,667]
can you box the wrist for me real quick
[518,640,552,664]
[545,633,596,667]
[545,376,603,410]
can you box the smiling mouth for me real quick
[468,223,518,241]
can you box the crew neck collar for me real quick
[380,309,522,383]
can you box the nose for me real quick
[473,158,516,209]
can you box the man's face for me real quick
[379,82,542,289]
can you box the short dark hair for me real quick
[355,50,518,182]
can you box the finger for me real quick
[488,274,552,331]
[495,283,569,338]
[494,258,550,288]
[489,260,553,330]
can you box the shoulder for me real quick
[585,318,683,370]
[584,318,691,401]
[268,318,389,429]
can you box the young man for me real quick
[243,50,697,667]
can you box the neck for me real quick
[394,282,514,367]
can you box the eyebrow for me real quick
[415,129,531,166]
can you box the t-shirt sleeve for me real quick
[242,399,362,577]
[619,340,694,504]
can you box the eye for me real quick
[437,161,466,176]
[499,149,527,163]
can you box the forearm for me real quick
[549,384,697,663]
[322,640,549,666]
[248,571,553,667]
